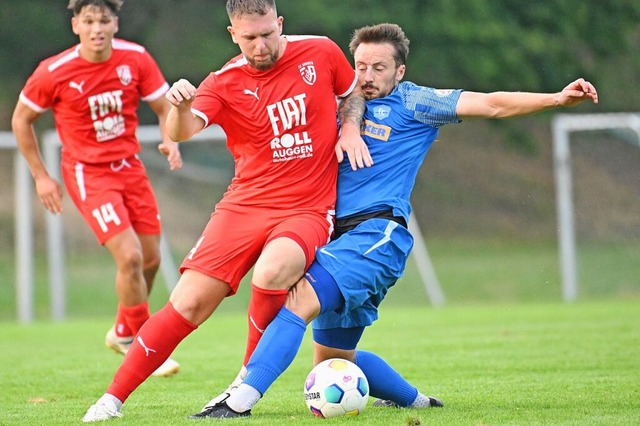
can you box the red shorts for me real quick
[180,204,334,295]
[62,155,161,245]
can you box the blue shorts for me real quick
[311,218,413,330]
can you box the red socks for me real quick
[243,283,288,366]
[107,303,196,402]
[116,302,150,336]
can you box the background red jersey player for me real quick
[11,0,182,377]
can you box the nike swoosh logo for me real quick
[249,316,265,334]
[319,247,338,259]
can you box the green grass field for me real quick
[2,239,639,321]
[1,301,639,425]
[1,238,638,424]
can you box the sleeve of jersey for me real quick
[189,73,224,129]
[139,50,170,102]
[403,84,464,128]
[19,62,54,113]
[324,39,357,98]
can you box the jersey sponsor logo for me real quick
[267,93,314,162]
[298,61,317,86]
[373,105,391,120]
[69,80,85,94]
[243,87,260,100]
[362,120,391,142]
[116,65,132,86]
[88,90,126,142]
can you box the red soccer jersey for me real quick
[19,39,169,164]
[191,35,357,212]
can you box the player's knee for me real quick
[252,261,295,290]
[116,246,144,274]
[253,239,306,290]
[143,251,161,274]
[313,344,355,365]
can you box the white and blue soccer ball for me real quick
[304,358,369,418]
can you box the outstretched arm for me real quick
[456,78,598,120]
[335,85,373,170]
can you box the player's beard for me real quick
[249,50,279,71]
[362,83,379,100]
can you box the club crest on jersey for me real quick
[116,65,132,86]
[373,105,391,120]
[298,62,316,86]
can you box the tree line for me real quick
[1,0,638,130]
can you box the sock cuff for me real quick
[119,301,149,315]
[277,307,307,329]
[165,302,198,332]
[250,282,289,296]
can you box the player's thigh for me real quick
[103,227,145,267]
[62,161,133,244]
[253,237,306,289]
[317,219,413,312]
[253,211,334,289]
[180,206,271,295]
[121,159,161,235]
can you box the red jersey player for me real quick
[12,0,182,377]
[83,0,370,421]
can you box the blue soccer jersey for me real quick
[313,82,462,330]
[336,82,462,222]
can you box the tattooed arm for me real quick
[336,85,372,170]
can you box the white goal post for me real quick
[9,126,444,323]
[552,112,640,302]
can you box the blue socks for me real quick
[354,350,418,406]
[244,307,307,395]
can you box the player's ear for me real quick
[71,16,80,35]
[277,16,283,35]
[113,16,119,34]
[396,64,406,83]
[227,25,238,44]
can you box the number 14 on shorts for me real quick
[92,202,121,233]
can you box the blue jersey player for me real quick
[195,23,598,418]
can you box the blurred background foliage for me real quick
[1,0,639,242]
[1,0,639,128]
[1,1,639,318]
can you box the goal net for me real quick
[552,113,640,301]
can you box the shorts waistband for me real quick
[334,210,407,239]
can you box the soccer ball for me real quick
[303,358,369,418]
